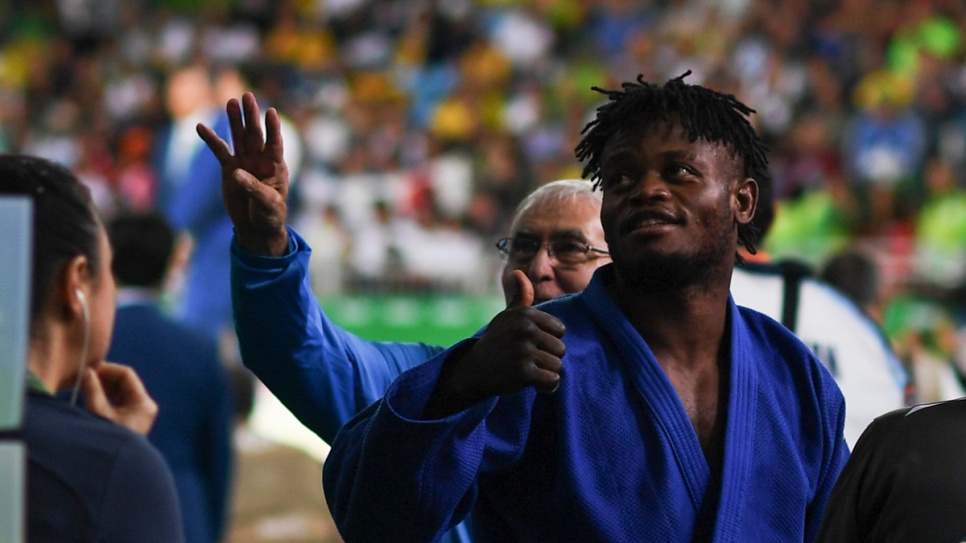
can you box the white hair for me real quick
[510,179,600,232]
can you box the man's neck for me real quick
[607,269,733,468]
[607,273,732,372]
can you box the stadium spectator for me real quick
[107,212,235,543]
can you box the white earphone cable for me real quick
[69,292,90,408]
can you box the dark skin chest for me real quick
[611,284,733,476]
[652,342,729,475]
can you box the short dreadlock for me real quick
[574,71,770,256]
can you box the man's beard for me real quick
[612,232,736,292]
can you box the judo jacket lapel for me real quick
[581,276,710,510]
[708,299,758,541]
[582,274,760,542]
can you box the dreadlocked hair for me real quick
[574,71,770,257]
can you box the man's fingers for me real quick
[526,348,563,394]
[264,107,285,160]
[506,270,534,309]
[197,123,232,163]
[227,98,245,155]
[242,92,264,153]
[527,361,562,394]
[531,327,567,358]
[532,349,563,374]
[526,310,567,339]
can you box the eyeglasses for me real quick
[496,237,609,266]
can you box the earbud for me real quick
[70,288,91,408]
[76,289,89,323]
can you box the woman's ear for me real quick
[733,177,758,227]
[58,254,91,320]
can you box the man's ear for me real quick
[733,177,758,226]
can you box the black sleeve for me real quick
[817,403,966,543]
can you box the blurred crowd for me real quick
[2,0,966,401]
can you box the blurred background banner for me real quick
[318,294,503,344]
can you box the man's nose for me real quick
[634,172,671,200]
[525,244,556,279]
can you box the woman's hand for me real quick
[82,362,159,435]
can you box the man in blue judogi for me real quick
[322,73,850,542]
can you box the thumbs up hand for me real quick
[502,267,535,308]
[424,270,567,419]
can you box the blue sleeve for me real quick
[203,360,235,543]
[323,340,534,543]
[231,227,446,443]
[805,361,851,543]
[97,437,185,543]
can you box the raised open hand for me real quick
[424,270,567,418]
[197,92,290,256]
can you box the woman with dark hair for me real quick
[0,154,184,542]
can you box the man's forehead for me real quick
[512,199,600,238]
[512,226,589,239]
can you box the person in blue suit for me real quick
[152,64,235,340]
[107,211,235,543]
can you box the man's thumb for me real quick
[231,168,259,193]
[506,269,534,309]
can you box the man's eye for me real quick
[511,239,540,254]
[665,164,694,179]
[601,173,633,190]
[552,241,585,255]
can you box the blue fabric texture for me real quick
[323,265,850,543]
[231,227,471,543]
[230,227,446,443]
[108,302,234,543]
[23,390,185,543]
